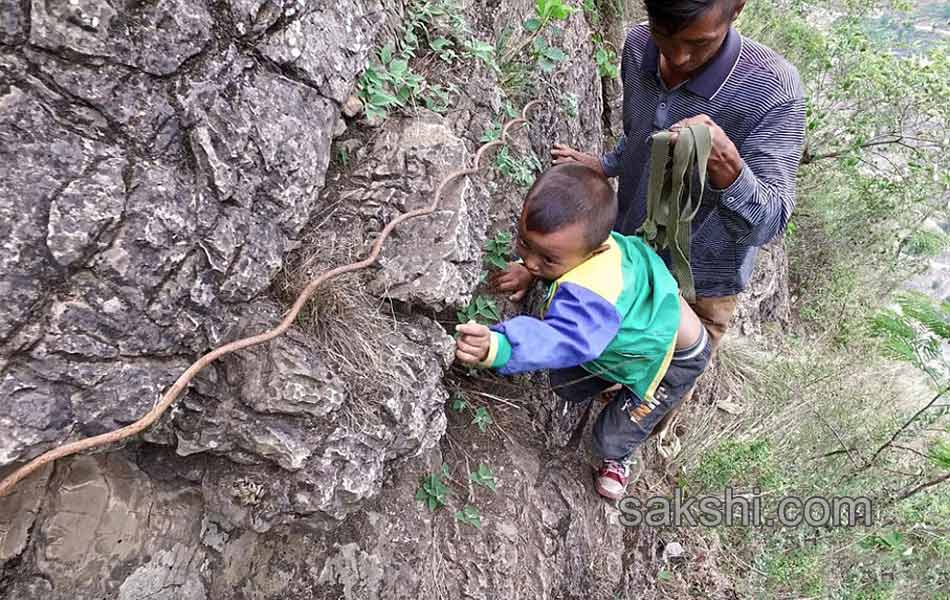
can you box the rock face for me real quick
[0,0,788,598]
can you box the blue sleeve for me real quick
[483,282,621,375]
[601,134,627,178]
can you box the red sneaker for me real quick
[595,451,643,501]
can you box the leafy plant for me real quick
[455,504,482,527]
[861,531,907,554]
[469,463,497,491]
[480,120,503,143]
[532,35,568,73]
[424,83,455,113]
[495,145,542,188]
[465,38,497,69]
[357,0,470,121]
[928,439,950,470]
[484,231,513,270]
[592,34,619,79]
[335,145,350,168]
[415,465,451,511]
[868,292,950,380]
[472,406,493,432]
[524,0,576,31]
[429,36,458,62]
[357,46,427,120]
[450,393,468,413]
[561,93,578,118]
[457,295,501,325]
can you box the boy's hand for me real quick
[489,262,534,302]
[551,144,605,176]
[455,321,491,365]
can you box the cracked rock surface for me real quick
[0,0,788,597]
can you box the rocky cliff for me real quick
[0,0,788,598]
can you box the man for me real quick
[545,0,805,348]
[494,0,805,442]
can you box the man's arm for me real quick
[472,283,621,374]
[675,98,806,246]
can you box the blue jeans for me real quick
[550,328,712,461]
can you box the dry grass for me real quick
[273,211,402,430]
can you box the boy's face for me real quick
[515,209,600,281]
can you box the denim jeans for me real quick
[550,327,712,461]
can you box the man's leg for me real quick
[690,294,739,354]
[652,295,737,448]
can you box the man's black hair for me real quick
[522,163,617,253]
[644,0,736,34]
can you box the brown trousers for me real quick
[690,294,739,354]
[652,294,738,435]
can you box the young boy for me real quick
[455,163,711,501]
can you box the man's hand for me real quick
[489,262,535,302]
[669,114,743,190]
[455,321,491,365]
[550,144,606,176]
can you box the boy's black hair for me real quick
[523,163,617,253]
[644,0,737,34]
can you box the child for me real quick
[456,163,711,501]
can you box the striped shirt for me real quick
[602,24,805,297]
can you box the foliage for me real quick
[450,393,468,412]
[494,145,542,188]
[355,0,494,120]
[592,34,618,79]
[483,231,513,270]
[454,504,482,527]
[497,0,575,100]
[469,463,497,491]
[415,465,451,511]
[869,291,950,383]
[560,93,578,118]
[480,120,503,143]
[457,295,501,325]
[472,406,493,432]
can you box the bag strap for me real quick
[637,123,712,302]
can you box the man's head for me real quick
[644,0,745,82]
[516,163,616,281]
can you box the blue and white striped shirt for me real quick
[602,24,805,297]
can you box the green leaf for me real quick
[538,56,557,73]
[389,58,409,77]
[472,406,493,432]
[523,17,541,32]
[543,46,567,62]
[454,504,482,528]
[379,44,394,65]
[487,254,508,270]
[369,90,402,108]
[430,37,452,51]
[658,570,673,582]
[470,464,497,492]
[533,36,548,53]
[928,439,950,470]
[451,396,468,412]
